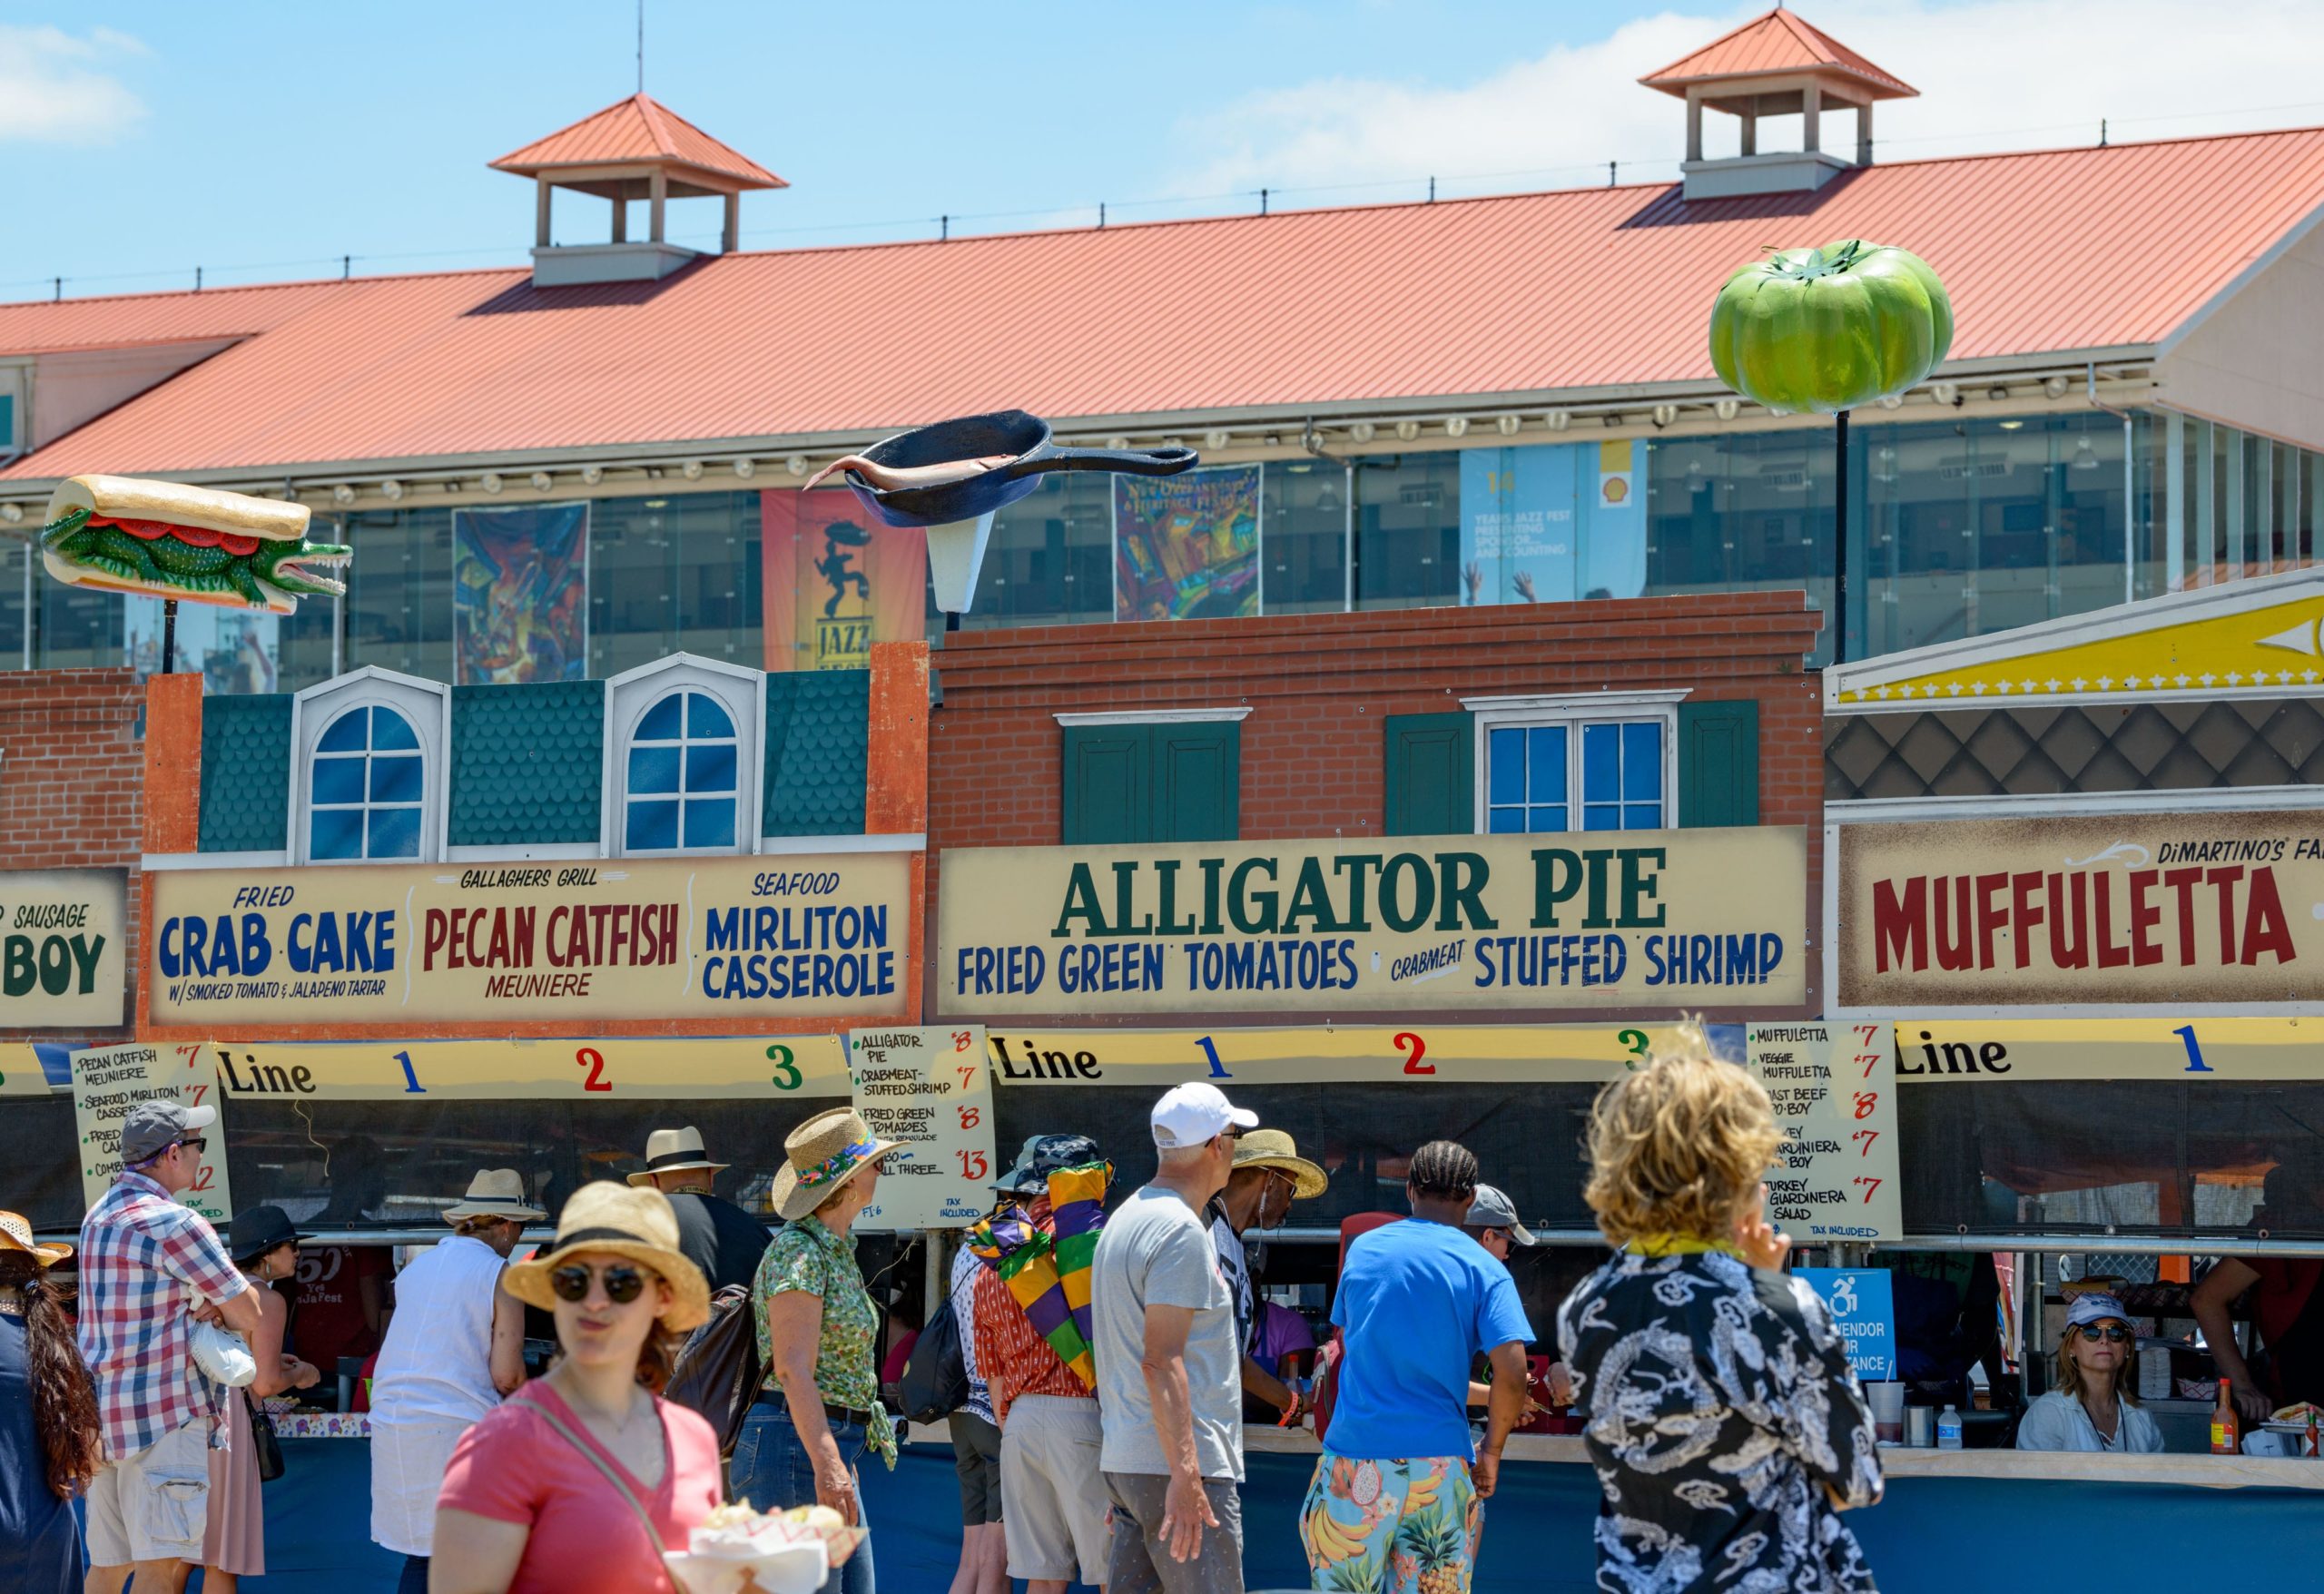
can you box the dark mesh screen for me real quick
[1901,1080,2324,1239]
[0,1097,86,1231]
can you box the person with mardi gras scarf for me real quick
[969,1136,1114,1594]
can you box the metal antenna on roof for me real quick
[195,266,202,291]
[1261,188,1269,216]
[637,0,645,94]
[1428,176,1435,202]
[2099,118,2108,147]
[1098,203,1106,230]
[940,214,950,241]
[1608,162,1617,187]
[342,255,351,280]
[52,278,60,302]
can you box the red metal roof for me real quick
[4,126,2321,481]
[1641,9,1915,100]
[490,93,784,189]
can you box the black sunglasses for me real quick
[173,1137,208,1156]
[550,1263,646,1305]
[2076,1324,2132,1343]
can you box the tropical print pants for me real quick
[1298,1449,1481,1594]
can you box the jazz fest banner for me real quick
[939,829,1807,1016]
[1835,809,2324,1012]
[1115,466,1258,622]
[452,502,589,684]
[0,869,126,1028]
[1459,443,1647,607]
[147,855,913,1028]
[762,488,929,672]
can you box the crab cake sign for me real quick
[0,870,126,1028]
[938,830,1807,1016]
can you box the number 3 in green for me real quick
[767,1044,802,1090]
[1618,1028,1649,1070]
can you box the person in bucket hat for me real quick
[1211,1129,1328,1428]
[434,1184,724,1593]
[369,1170,541,1587]
[733,1108,901,1594]
[0,1209,97,1594]
[628,1126,772,1294]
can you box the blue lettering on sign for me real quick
[1794,1266,1896,1382]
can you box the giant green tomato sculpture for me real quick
[1709,239,1952,415]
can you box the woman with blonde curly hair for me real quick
[1555,1032,1882,1593]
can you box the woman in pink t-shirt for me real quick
[430,1184,720,1594]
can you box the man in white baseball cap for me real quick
[1089,1081,1259,1593]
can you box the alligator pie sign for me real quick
[146,855,912,1030]
[0,870,126,1028]
[1836,809,2324,1013]
[938,829,1807,1017]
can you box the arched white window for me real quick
[606,655,763,856]
[291,667,449,864]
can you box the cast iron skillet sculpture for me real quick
[806,409,1196,527]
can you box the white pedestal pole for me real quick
[924,511,996,631]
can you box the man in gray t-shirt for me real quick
[1090,1081,1256,1594]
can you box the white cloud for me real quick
[1182,2,2324,202]
[0,24,149,144]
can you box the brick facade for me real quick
[928,591,1827,1020]
[0,668,145,1043]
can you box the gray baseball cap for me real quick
[1465,1183,1540,1245]
[120,1100,216,1166]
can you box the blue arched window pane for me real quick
[626,685,740,852]
[636,694,684,741]
[312,758,365,806]
[686,694,735,740]
[318,709,369,753]
[628,743,681,795]
[626,799,680,851]
[311,700,428,860]
[368,807,421,859]
[684,799,736,849]
[310,807,363,860]
[370,753,423,804]
[685,742,737,794]
[371,709,420,752]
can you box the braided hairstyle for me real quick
[1408,1140,1480,1202]
[0,1255,101,1501]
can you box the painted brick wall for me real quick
[0,669,144,1043]
[929,592,1827,1018]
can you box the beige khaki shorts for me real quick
[1000,1393,1110,1584]
[86,1416,213,1567]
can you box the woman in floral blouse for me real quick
[734,1108,900,1594]
[1555,1031,1883,1594]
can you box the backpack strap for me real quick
[511,1391,669,1565]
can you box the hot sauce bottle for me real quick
[2211,1377,2243,1455]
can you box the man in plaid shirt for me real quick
[80,1100,261,1594]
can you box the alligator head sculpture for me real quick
[39,475,350,615]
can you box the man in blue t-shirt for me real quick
[1302,1141,1531,1594]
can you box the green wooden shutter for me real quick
[1062,726,1150,844]
[1151,721,1239,842]
[1383,712,1474,835]
[1677,699,1759,828]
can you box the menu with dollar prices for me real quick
[71,1040,235,1225]
[1746,1022,1900,1245]
[846,1025,995,1231]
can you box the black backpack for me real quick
[896,1282,969,1425]
[666,1284,762,1456]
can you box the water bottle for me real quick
[1936,1403,1964,1451]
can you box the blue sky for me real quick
[5,1,2318,301]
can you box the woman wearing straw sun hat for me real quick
[731,1107,900,1594]
[429,1182,721,1594]
[0,1211,97,1594]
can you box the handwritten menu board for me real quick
[71,1040,235,1225]
[1747,1021,1900,1244]
[847,1025,995,1231]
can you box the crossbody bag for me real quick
[512,1392,671,1572]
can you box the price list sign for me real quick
[71,1040,235,1225]
[1747,1022,1899,1245]
[846,1025,996,1231]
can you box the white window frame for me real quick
[605,654,764,857]
[290,667,451,865]
[1462,690,1688,835]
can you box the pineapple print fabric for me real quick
[1555,1250,1882,1593]
[1299,1451,1481,1594]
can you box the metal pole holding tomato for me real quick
[1709,241,1952,664]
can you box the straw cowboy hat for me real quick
[0,1210,71,1268]
[772,1107,901,1223]
[626,1125,729,1188]
[1230,1129,1328,1200]
[503,1183,711,1333]
[441,1168,548,1225]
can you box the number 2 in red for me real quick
[1393,1032,1433,1075]
[576,1048,613,1092]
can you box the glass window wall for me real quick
[1263,462,1350,614]
[950,471,1115,632]
[1354,453,1460,611]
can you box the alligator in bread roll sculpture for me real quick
[39,475,351,614]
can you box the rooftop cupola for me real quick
[1640,8,1915,201]
[491,93,786,287]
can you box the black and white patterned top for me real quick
[1556,1250,1883,1594]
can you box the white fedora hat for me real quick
[626,1126,730,1188]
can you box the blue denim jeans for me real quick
[729,1402,876,1594]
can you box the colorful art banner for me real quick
[761,488,929,672]
[981,1023,1700,1087]
[940,829,1807,1017]
[146,854,914,1031]
[452,502,589,684]
[71,1040,235,1224]
[126,597,279,694]
[192,1034,852,1100]
[0,869,126,1029]
[1747,1021,1900,1243]
[1834,810,2324,1012]
[1115,466,1259,622]
[846,1025,995,1230]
